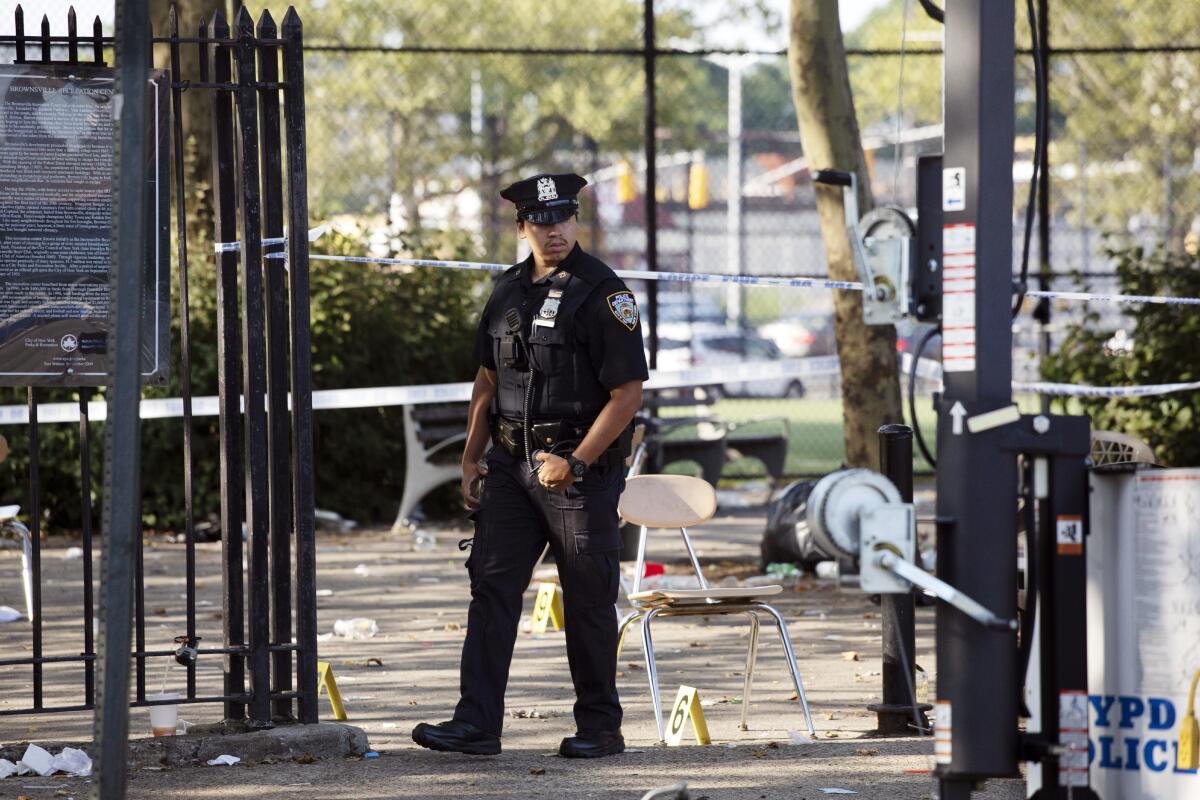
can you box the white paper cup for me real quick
[147,692,180,737]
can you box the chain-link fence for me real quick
[3,0,1195,506]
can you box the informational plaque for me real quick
[0,64,169,386]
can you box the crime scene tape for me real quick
[0,357,842,426]
[217,222,1200,304]
[1011,379,1200,398]
[262,248,1200,304]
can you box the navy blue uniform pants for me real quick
[453,446,624,737]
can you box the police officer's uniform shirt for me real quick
[474,244,648,420]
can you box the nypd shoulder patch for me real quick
[607,291,639,331]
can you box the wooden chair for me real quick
[617,475,816,740]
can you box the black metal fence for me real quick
[0,4,318,727]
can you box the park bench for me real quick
[391,402,469,532]
[645,388,791,488]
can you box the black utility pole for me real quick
[93,0,150,795]
[1036,0,1051,413]
[936,1,1018,796]
[643,0,657,370]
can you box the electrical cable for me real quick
[916,0,943,24]
[1013,0,1047,318]
[891,600,933,735]
[891,0,914,204]
[908,326,940,469]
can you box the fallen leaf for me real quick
[766,741,780,749]
[294,753,317,764]
[530,767,546,776]
[407,699,418,706]
[444,622,462,631]
[840,651,860,661]
[855,748,879,757]
[824,731,840,738]
[823,712,838,721]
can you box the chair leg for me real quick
[640,607,666,740]
[616,610,640,661]
[740,611,761,731]
[758,603,816,735]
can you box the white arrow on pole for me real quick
[950,401,967,435]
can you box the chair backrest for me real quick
[619,474,717,528]
[1091,430,1158,466]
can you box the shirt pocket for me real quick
[528,322,571,375]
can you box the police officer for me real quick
[412,173,647,758]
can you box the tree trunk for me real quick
[152,0,228,247]
[788,0,903,469]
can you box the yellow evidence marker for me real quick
[1178,669,1200,770]
[316,661,347,721]
[665,685,711,746]
[530,582,565,634]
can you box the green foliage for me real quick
[305,224,485,522]
[1,221,487,533]
[1040,245,1200,467]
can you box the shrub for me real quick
[1040,244,1200,467]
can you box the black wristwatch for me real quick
[566,453,588,478]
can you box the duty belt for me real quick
[492,416,626,466]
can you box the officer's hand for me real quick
[535,452,573,492]
[461,460,488,509]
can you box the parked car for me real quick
[658,333,805,399]
[758,311,836,358]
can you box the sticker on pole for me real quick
[943,167,966,211]
[1058,690,1089,787]
[1056,515,1083,556]
[934,700,952,765]
[942,223,976,373]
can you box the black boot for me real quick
[412,719,501,755]
[559,729,625,758]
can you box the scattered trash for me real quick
[639,574,700,591]
[332,618,378,640]
[48,748,91,777]
[814,561,839,579]
[206,755,241,767]
[0,606,22,623]
[786,730,813,745]
[741,575,781,588]
[381,722,397,729]
[363,751,380,759]
[802,609,828,618]
[316,589,334,597]
[639,781,688,800]
[416,577,441,584]
[353,564,371,577]
[0,759,16,779]
[315,509,357,533]
[16,744,53,777]
[147,692,180,737]
[63,547,84,560]
[412,529,438,552]
[819,790,857,795]
[510,709,549,719]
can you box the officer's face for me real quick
[518,215,578,266]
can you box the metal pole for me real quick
[92,0,150,792]
[233,5,273,730]
[210,9,247,724]
[256,8,296,724]
[726,60,743,329]
[1036,0,1051,414]
[643,0,657,371]
[281,8,319,724]
[870,424,927,734]
[937,0,1018,792]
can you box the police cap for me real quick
[499,173,588,225]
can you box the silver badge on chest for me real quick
[533,288,564,331]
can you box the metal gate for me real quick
[0,4,318,728]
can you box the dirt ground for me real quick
[0,497,1024,800]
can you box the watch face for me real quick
[571,459,586,476]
